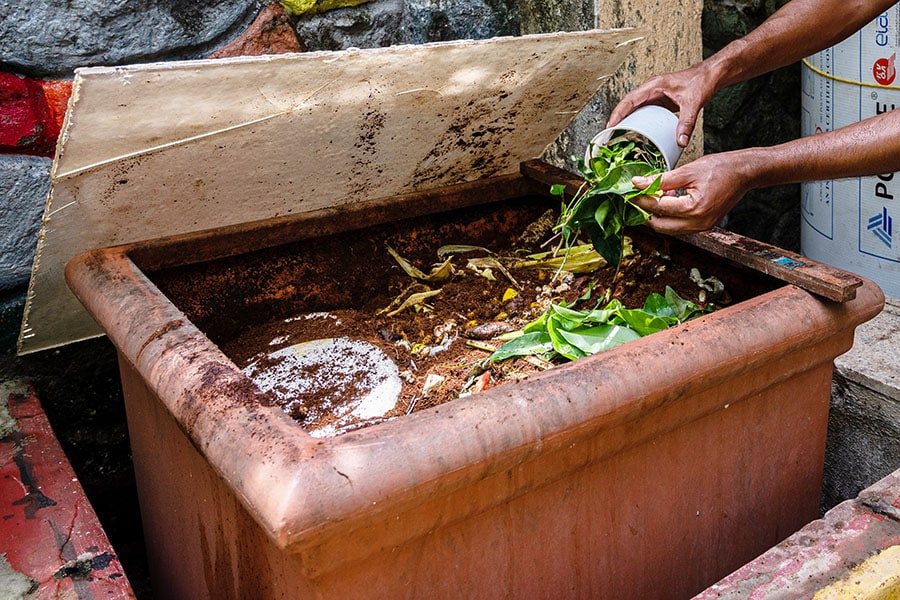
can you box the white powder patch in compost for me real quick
[242,337,401,437]
[284,312,341,325]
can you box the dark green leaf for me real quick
[623,202,651,227]
[593,198,612,234]
[546,315,586,360]
[491,331,553,362]
[587,225,622,267]
[614,309,672,336]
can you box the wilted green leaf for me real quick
[665,285,702,321]
[436,245,494,258]
[383,289,442,317]
[507,242,607,274]
[491,331,553,362]
[387,246,453,283]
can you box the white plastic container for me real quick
[801,5,900,297]
[586,105,683,170]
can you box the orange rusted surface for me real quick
[65,168,885,600]
[207,2,304,58]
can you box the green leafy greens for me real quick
[490,286,709,363]
[485,137,706,365]
[552,134,666,268]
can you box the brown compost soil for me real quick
[219,229,734,436]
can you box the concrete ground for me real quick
[824,296,900,512]
[694,469,900,598]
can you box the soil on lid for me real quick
[219,220,735,437]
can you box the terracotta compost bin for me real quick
[31,29,882,600]
[64,156,883,599]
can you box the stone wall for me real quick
[703,0,801,252]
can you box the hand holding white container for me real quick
[585,105,683,171]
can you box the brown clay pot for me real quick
[65,162,884,600]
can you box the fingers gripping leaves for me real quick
[552,135,665,268]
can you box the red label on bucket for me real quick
[873,53,896,86]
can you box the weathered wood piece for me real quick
[680,229,863,302]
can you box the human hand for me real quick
[607,64,717,149]
[628,151,751,234]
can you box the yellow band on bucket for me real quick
[802,58,900,91]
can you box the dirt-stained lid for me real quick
[19,28,644,354]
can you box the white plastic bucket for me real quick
[586,105,683,170]
[801,5,900,297]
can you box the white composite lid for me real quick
[19,28,643,354]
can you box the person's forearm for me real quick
[702,0,894,94]
[740,109,900,190]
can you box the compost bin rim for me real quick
[64,234,884,558]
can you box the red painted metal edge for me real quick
[1,382,137,599]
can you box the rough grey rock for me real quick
[0,0,263,78]
[294,0,408,50]
[294,0,519,50]
[703,0,801,251]
[403,0,519,43]
[541,92,610,175]
[0,155,51,291]
[518,0,593,35]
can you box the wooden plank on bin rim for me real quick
[520,159,864,302]
[677,229,863,302]
[18,29,646,355]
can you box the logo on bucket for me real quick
[873,53,897,86]
[868,206,894,248]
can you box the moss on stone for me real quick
[281,0,372,17]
